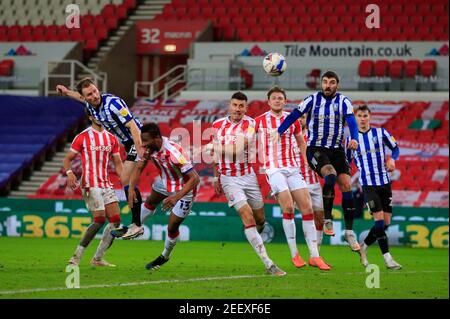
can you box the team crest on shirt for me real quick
[372,136,379,145]
[119,108,129,117]
[333,103,339,111]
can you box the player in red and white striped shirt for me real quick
[211,92,285,276]
[127,123,200,271]
[64,111,123,267]
[296,114,325,250]
[256,87,330,270]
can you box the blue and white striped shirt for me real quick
[297,92,354,149]
[84,93,142,144]
[347,127,398,187]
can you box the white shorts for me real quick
[266,167,307,195]
[220,171,264,210]
[152,176,194,219]
[82,187,118,212]
[308,182,324,211]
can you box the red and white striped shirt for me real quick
[255,111,301,170]
[212,115,255,177]
[295,130,320,185]
[70,127,120,189]
[147,137,194,193]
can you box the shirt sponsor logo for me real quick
[90,145,112,152]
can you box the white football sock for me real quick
[302,219,319,258]
[244,226,273,268]
[74,245,85,259]
[316,230,323,251]
[282,217,298,258]
[94,223,114,260]
[162,233,179,259]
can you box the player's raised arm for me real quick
[56,84,85,103]
[277,95,314,135]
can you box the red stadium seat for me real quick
[374,60,389,77]
[96,27,108,41]
[358,60,374,77]
[83,27,96,40]
[101,4,116,19]
[405,60,421,78]
[421,60,437,77]
[390,60,405,78]
[105,17,118,30]
[85,38,98,51]
[117,4,129,20]
[123,0,137,10]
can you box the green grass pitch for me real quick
[0,237,447,299]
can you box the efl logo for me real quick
[65,4,80,29]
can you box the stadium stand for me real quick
[0,0,137,56]
[0,95,84,196]
[153,0,449,41]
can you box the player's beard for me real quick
[322,88,336,97]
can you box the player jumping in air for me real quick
[256,87,331,270]
[64,110,123,267]
[56,79,145,240]
[211,91,286,276]
[273,71,361,252]
[347,104,402,270]
[127,123,200,270]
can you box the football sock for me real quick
[364,226,378,246]
[94,223,115,260]
[322,174,336,220]
[124,185,143,226]
[374,220,389,254]
[244,225,273,268]
[316,230,323,248]
[73,245,85,259]
[141,202,156,224]
[162,229,179,259]
[282,213,298,258]
[302,214,319,258]
[79,217,105,247]
[342,191,355,230]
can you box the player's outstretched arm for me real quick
[162,170,200,211]
[56,85,85,103]
[278,108,303,135]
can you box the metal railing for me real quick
[134,65,187,100]
[45,60,107,96]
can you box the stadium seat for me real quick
[374,60,390,77]
[390,60,405,78]
[405,60,421,78]
[421,60,437,77]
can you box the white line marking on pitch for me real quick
[0,270,447,295]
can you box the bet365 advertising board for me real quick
[0,199,447,249]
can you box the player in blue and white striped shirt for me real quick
[274,71,360,252]
[346,104,401,270]
[57,78,145,239]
